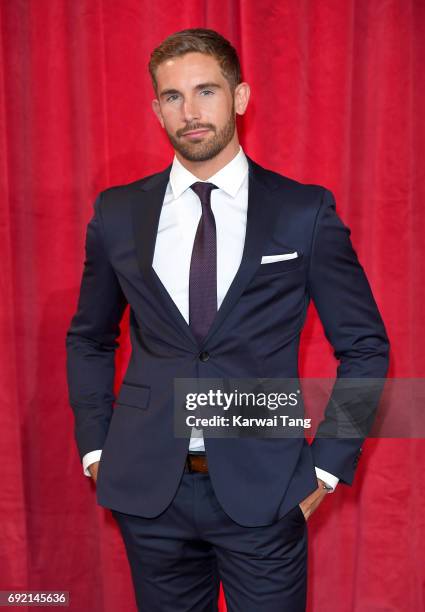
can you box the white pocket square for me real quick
[261,251,298,264]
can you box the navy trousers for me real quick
[111,462,308,612]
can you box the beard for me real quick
[165,102,236,162]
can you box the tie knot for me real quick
[190,181,218,205]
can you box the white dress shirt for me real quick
[82,145,339,492]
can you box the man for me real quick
[66,28,390,612]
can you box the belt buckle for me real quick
[186,453,206,473]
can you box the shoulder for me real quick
[94,165,171,216]
[102,166,170,199]
[247,156,330,209]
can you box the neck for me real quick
[175,138,240,181]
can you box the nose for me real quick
[182,96,201,123]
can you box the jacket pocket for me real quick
[115,382,151,410]
[256,253,304,275]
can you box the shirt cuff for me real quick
[315,466,339,492]
[82,450,102,477]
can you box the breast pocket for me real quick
[115,382,151,410]
[256,253,304,275]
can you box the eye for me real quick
[200,90,214,96]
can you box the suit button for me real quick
[199,351,210,362]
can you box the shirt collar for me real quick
[169,145,248,199]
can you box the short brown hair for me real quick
[148,28,242,95]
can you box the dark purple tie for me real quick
[189,181,219,344]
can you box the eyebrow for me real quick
[159,82,222,99]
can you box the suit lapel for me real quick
[132,155,281,350]
[131,164,199,348]
[201,156,280,345]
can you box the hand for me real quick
[88,461,100,483]
[298,478,330,521]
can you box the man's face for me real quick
[152,52,245,162]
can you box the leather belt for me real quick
[185,453,209,473]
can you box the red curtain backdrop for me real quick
[1,1,424,610]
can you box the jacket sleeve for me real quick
[66,192,128,460]
[307,187,390,484]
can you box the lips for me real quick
[182,129,210,138]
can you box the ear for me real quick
[234,82,251,116]
[152,99,165,128]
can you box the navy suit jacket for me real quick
[66,155,390,527]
